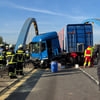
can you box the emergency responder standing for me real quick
[16,44,25,75]
[0,44,6,66]
[91,47,95,67]
[25,48,30,60]
[83,46,92,68]
[6,44,17,78]
[5,45,9,52]
[5,45,9,67]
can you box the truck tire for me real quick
[69,57,75,65]
[77,55,84,66]
[70,56,78,66]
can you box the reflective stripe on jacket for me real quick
[84,47,92,57]
[16,49,25,62]
[0,51,4,60]
[0,49,6,60]
[26,50,29,57]
[6,50,16,64]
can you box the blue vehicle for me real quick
[30,31,61,67]
[65,24,93,65]
[30,24,93,67]
[66,24,93,52]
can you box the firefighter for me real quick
[25,48,30,60]
[91,47,95,67]
[16,44,25,75]
[83,46,92,68]
[0,44,6,66]
[5,45,9,52]
[6,44,17,78]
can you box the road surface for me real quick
[2,68,100,100]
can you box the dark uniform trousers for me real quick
[16,49,25,75]
[97,58,100,90]
[16,62,23,75]
[8,64,16,77]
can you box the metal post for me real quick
[60,30,62,51]
[62,28,64,51]
[82,43,84,52]
[92,22,94,46]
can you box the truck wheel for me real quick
[70,57,74,65]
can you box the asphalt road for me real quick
[4,68,100,100]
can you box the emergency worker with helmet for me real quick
[5,45,9,52]
[25,48,30,60]
[91,46,95,67]
[0,44,6,66]
[6,44,17,78]
[83,46,92,68]
[16,44,25,75]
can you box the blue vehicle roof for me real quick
[32,31,58,42]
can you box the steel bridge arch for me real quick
[83,18,100,26]
[15,18,39,52]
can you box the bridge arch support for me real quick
[15,18,39,52]
[83,18,100,26]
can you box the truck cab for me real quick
[30,31,61,67]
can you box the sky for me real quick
[0,0,100,44]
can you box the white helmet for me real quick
[0,44,4,47]
[6,45,9,48]
[6,45,9,49]
[18,44,23,49]
[9,44,13,49]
